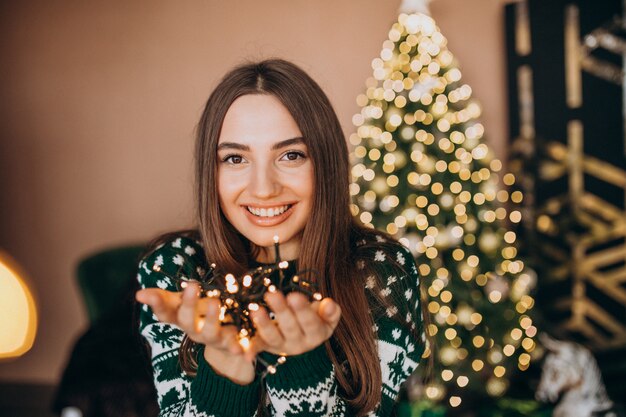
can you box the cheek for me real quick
[292,172,314,220]
[217,173,239,208]
[297,165,315,199]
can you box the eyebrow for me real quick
[217,137,305,152]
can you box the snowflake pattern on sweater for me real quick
[137,235,425,417]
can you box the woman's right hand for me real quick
[136,282,259,385]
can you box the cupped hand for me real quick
[249,290,341,357]
[136,282,261,385]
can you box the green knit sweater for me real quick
[137,235,425,416]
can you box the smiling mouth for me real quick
[245,204,293,218]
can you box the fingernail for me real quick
[325,302,337,316]
[287,293,304,308]
[184,286,196,299]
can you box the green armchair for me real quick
[53,244,158,417]
[76,245,146,323]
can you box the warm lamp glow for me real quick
[0,250,38,359]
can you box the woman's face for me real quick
[217,94,314,263]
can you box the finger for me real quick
[136,288,181,323]
[318,298,342,331]
[251,307,284,349]
[264,291,304,341]
[286,293,327,343]
[177,282,201,333]
[198,297,223,344]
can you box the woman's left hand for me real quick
[248,291,341,358]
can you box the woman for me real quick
[136,59,426,417]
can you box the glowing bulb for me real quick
[426,385,442,400]
[472,359,484,371]
[225,274,238,294]
[503,344,515,356]
[489,291,502,303]
[239,337,250,350]
[243,275,252,287]
[473,336,485,348]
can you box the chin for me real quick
[246,235,276,249]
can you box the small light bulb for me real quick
[243,275,252,287]
[239,336,250,350]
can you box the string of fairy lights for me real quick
[350,12,539,408]
[151,236,321,376]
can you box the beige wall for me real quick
[0,0,509,384]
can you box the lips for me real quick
[246,204,291,217]
[242,203,295,226]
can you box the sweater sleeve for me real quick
[137,236,261,417]
[260,243,426,417]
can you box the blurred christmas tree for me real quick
[349,3,539,413]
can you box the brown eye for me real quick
[281,151,306,161]
[222,154,245,164]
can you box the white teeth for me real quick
[247,205,290,217]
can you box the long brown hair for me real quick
[184,59,416,415]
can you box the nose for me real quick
[249,161,280,199]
